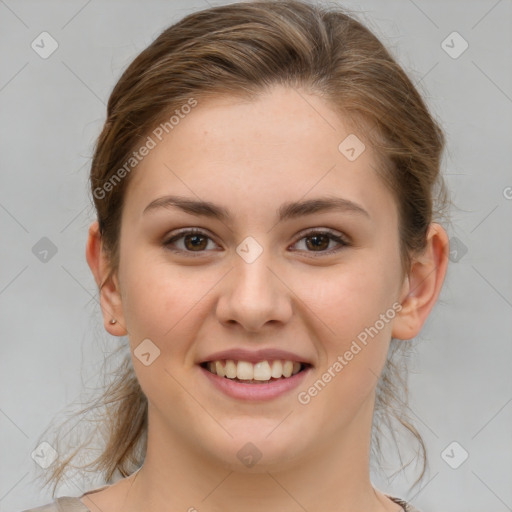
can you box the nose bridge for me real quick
[233,234,275,292]
[234,243,279,305]
[216,240,292,330]
[235,250,274,297]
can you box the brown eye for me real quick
[292,230,349,255]
[304,234,330,251]
[183,233,208,251]
[164,229,219,254]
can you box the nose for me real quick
[215,250,293,333]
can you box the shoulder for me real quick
[20,497,90,512]
[20,483,114,512]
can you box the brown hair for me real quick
[36,0,448,496]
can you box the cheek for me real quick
[118,246,201,341]
[297,278,395,426]
[301,262,398,341]
[117,250,214,411]
[296,256,400,398]
[119,248,235,373]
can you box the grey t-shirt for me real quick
[21,493,422,512]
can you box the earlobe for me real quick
[85,221,127,336]
[392,223,449,340]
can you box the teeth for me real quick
[283,360,293,378]
[215,361,225,377]
[271,360,283,378]
[237,361,253,380]
[225,360,237,378]
[253,361,271,381]
[205,359,304,381]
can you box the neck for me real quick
[123,393,397,512]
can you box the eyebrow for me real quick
[142,194,370,222]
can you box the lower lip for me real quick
[199,365,311,401]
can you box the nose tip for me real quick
[215,256,293,332]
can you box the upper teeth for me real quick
[206,360,302,380]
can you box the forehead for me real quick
[122,85,397,226]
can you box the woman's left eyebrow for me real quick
[142,194,370,223]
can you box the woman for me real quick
[25,1,449,511]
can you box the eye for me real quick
[291,229,350,256]
[163,228,220,255]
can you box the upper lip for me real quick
[199,348,313,366]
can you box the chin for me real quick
[200,430,310,473]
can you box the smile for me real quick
[199,359,312,400]
[200,359,309,383]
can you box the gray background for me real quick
[1,1,511,511]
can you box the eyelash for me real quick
[163,228,350,257]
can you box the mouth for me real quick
[199,359,312,384]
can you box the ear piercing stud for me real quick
[109,319,117,324]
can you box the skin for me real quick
[85,84,448,512]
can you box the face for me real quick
[111,85,408,471]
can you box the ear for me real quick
[85,220,127,336]
[392,223,449,340]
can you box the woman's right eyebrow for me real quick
[142,194,370,223]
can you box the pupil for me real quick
[185,234,207,251]
[306,235,328,251]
